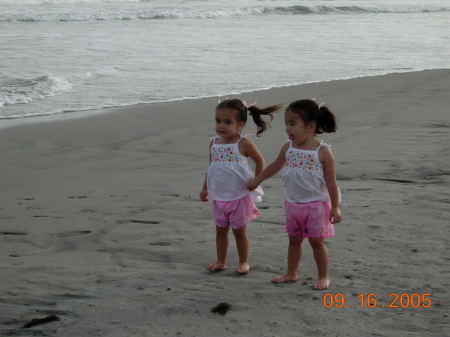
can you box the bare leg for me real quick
[308,237,330,290]
[232,226,250,275]
[272,236,303,283]
[206,226,229,271]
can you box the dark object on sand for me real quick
[211,302,231,316]
[22,315,60,328]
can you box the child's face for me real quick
[215,108,244,139]
[284,110,315,144]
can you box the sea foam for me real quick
[1,4,449,22]
[0,75,72,107]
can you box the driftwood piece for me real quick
[22,315,60,328]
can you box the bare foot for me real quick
[206,262,227,272]
[236,262,250,275]
[271,273,298,284]
[313,277,331,290]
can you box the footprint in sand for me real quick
[1,231,27,236]
[160,193,180,197]
[130,220,160,224]
[368,224,381,230]
[80,209,96,213]
[424,123,450,128]
[54,293,93,300]
[149,242,171,246]
[52,230,92,238]
[376,178,415,184]
[118,219,160,224]
[15,197,36,201]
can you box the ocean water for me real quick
[0,0,449,121]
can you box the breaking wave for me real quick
[1,4,449,22]
[0,75,72,107]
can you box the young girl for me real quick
[200,98,281,275]
[247,99,342,289]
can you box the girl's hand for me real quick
[330,207,342,224]
[199,188,208,202]
[246,178,258,191]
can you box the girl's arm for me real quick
[199,140,213,201]
[240,138,265,176]
[247,143,289,190]
[200,175,208,201]
[320,147,342,223]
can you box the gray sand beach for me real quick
[1,70,449,336]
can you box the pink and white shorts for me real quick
[212,195,259,229]
[284,200,335,238]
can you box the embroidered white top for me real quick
[282,140,334,203]
[207,136,263,202]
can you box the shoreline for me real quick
[1,68,447,130]
[1,69,449,337]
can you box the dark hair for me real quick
[216,98,282,136]
[286,99,337,134]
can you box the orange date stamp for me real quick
[323,293,433,309]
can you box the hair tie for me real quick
[312,98,325,109]
[242,100,257,112]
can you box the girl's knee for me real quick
[216,226,230,235]
[232,226,247,238]
[308,237,325,249]
[288,236,303,246]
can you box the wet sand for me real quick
[1,69,449,336]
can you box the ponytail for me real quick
[317,105,336,134]
[248,104,282,136]
[287,99,337,134]
[216,99,282,136]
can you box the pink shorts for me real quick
[212,195,259,229]
[284,200,335,238]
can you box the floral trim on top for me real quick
[286,150,321,170]
[211,145,242,163]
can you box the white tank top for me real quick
[282,140,332,203]
[207,136,263,202]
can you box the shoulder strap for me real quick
[316,139,331,152]
[283,140,292,159]
[237,133,254,144]
[209,137,216,150]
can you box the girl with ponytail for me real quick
[247,99,342,289]
[200,98,281,275]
